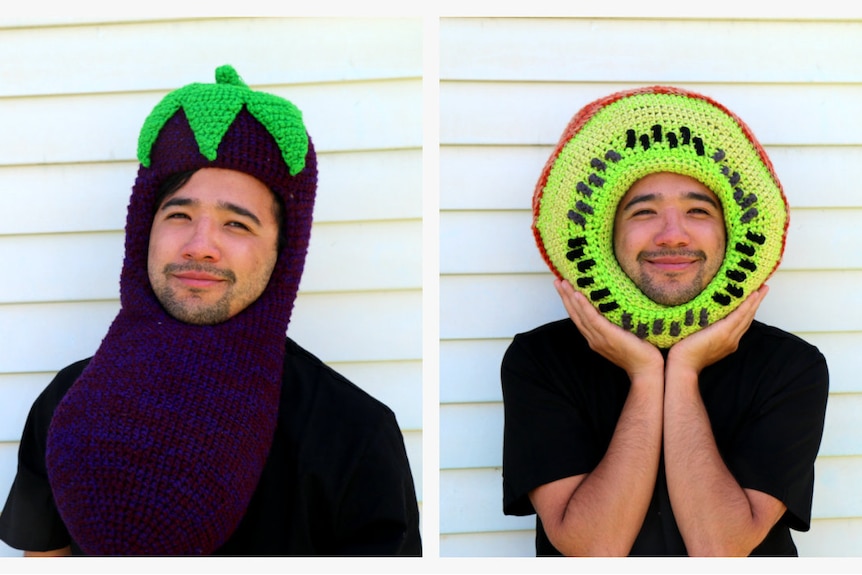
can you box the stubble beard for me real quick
[153,263,237,325]
[634,249,712,307]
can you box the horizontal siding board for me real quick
[440,271,862,339]
[330,360,422,431]
[441,82,862,147]
[441,18,862,83]
[440,403,502,469]
[289,290,422,363]
[440,530,535,558]
[0,80,420,165]
[303,220,422,292]
[0,18,421,98]
[439,339,509,404]
[440,145,862,211]
[793,518,862,557]
[402,430,423,500]
[0,301,120,373]
[439,208,862,275]
[0,374,52,442]
[0,149,422,236]
[440,467,533,535]
[820,395,862,458]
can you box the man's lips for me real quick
[639,251,705,273]
[172,271,227,288]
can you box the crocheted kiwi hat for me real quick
[45,65,317,555]
[533,86,788,348]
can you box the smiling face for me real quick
[613,172,726,306]
[147,167,280,325]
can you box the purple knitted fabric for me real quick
[44,66,316,555]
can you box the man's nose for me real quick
[654,211,690,247]
[182,220,221,261]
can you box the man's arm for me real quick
[529,280,665,556]
[663,287,785,556]
[24,547,71,557]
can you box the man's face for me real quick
[147,168,280,325]
[613,172,726,306]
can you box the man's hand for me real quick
[555,279,664,379]
[667,285,769,375]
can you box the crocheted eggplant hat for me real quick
[533,86,788,348]
[45,65,316,555]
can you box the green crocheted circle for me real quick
[533,87,788,347]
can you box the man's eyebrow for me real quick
[621,193,656,212]
[158,196,263,227]
[218,201,262,227]
[685,191,720,208]
[621,191,720,211]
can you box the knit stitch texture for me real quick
[45,65,317,555]
[533,86,788,347]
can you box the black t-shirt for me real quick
[0,338,422,556]
[501,319,828,556]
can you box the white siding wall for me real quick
[440,16,862,557]
[0,17,422,557]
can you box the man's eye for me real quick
[166,212,190,220]
[227,221,251,231]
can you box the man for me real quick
[501,86,828,556]
[0,65,421,556]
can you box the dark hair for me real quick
[152,168,286,253]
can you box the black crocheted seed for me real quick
[733,188,744,202]
[713,292,732,306]
[721,165,730,176]
[728,172,740,186]
[566,248,583,261]
[577,259,596,272]
[667,132,678,148]
[590,288,611,301]
[670,322,681,337]
[739,259,757,272]
[652,319,664,335]
[693,137,705,156]
[740,208,758,223]
[685,309,694,326]
[712,149,726,162]
[588,173,605,187]
[640,134,651,150]
[577,277,595,287]
[652,124,663,143]
[622,313,633,330]
[599,302,620,313]
[626,129,637,148]
[636,323,649,339]
[735,242,756,257]
[576,181,593,197]
[605,150,622,162]
[568,237,587,248]
[746,231,766,245]
[567,210,586,227]
[727,284,744,298]
[699,308,709,327]
[590,158,607,171]
[576,200,594,215]
[726,269,747,282]
[740,194,757,209]
[680,126,691,145]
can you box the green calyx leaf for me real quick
[137,65,309,176]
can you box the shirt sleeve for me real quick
[0,361,87,552]
[500,325,628,517]
[709,331,829,532]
